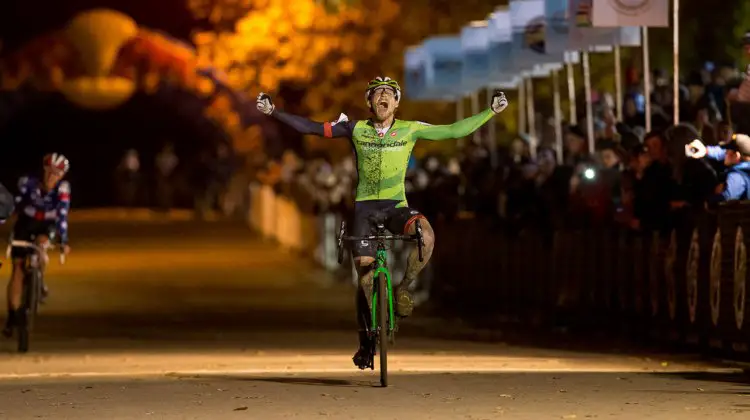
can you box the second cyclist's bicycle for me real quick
[6,238,65,353]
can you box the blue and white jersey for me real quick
[15,176,71,244]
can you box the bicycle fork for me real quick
[371,265,396,334]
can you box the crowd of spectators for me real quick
[250,65,750,239]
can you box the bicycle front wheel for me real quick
[378,271,389,387]
[18,268,41,353]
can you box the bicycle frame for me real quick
[371,246,396,334]
[337,220,424,336]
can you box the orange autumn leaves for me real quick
[188,0,504,156]
[190,0,399,103]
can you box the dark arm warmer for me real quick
[272,109,354,139]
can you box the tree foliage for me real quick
[189,0,501,157]
[189,0,399,98]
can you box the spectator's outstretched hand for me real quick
[685,139,706,158]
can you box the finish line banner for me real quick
[592,0,669,27]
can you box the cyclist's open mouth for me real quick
[377,101,389,111]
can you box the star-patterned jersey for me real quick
[15,176,71,244]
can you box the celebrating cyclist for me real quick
[3,153,71,338]
[256,77,508,369]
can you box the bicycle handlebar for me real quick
[341,234,418,242]
[337,219,425,264]
[8,240,66,264]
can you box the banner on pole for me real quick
[511,0,563,71]
[488,9,516,84]
[546,1,634,54]
[461,22,491,93]
[568,0,618,50]
[592,0,670,27]
[404,45,427,100]
[574,0,593,27]
[545,0,569,55]
[422,36,464,99]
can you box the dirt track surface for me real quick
[0,213,746,419]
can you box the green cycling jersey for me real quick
[272,108,496,207]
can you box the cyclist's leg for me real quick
[35,232,51,300]
[386,207,436,318]
[3,259,26,336]
[351,203,378,368]
[5,222,33,336]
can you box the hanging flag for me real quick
[422,36,464,100]
[404,45,427,100]
[568,0,618,50]
[511,0,562,72]
[574,0,593,27]
[488,8,516,84]
[592,0,670,27]
[461,21,491,93]
[545,0,569,56]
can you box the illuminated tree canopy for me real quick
[190,0,399,102]
[188,0,502,157]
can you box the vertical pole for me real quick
[553,68,564,162]
[470,91,480,144]
[487,86,499,168]
[582,51,595,153]
[518,78,527,134]
[566,59,578,125]
[456,96,465,147]
[673,0,680,125]
[614,45,623,121]
[643,27,652,132]
[526,77,537,157]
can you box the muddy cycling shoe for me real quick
[352,345,375,370]
[395,287,414,318]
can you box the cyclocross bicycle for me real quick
[337,217,424,387]
[6,238,65,353]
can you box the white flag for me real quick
[592,0,669,28]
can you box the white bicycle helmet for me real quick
[44,153,70,174]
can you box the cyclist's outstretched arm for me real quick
[256,92,354,139]
[273,109,354,139]
[414,108,495,141]
[56,181,71,245]
[414,90,508,141]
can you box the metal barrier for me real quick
[430,203,750,360]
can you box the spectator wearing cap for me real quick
[686,133,750,202]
